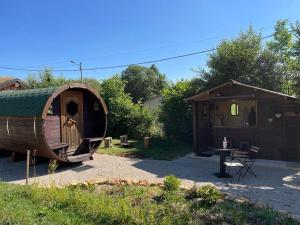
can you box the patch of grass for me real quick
[98,139,192,160]
[0,182,298,225]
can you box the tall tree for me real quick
[291,21,300,97]
[266,20,300,96]
[267,20,294,94]
[199,27,284,92]
[292,21,300,67]
[121,64,168,103]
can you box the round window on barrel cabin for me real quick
[67,101,78,116]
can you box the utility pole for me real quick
[70,60,83,83]
[79,62,83,84]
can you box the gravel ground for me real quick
[1,153,300,218]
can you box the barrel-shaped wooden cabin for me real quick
[0,83,108,162]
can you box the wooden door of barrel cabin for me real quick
[60,92,84,149]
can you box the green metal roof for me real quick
[0,87,58,117]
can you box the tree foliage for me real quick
[200,28,283,91]
[26,69,102,92]
[100,75,154,138]
[159,79,201,141]
[198,20,300,96]
[26,69,67,88]
[121,64,168,103]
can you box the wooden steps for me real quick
[67,147,78,156]
[67,153,91,162]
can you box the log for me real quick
[144,137,151,149]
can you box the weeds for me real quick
[0,181,298,225]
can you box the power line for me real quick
[0,65,78,72]
[84,49,217,71]
[0,48,217,72]
[0,29,294,73]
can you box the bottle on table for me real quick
[223,137,227,149]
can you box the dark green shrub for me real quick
[163,175,181,192]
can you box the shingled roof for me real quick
[0,76,28,89]
[186,79,296,101]
[0,87,57,117]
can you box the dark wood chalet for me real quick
[0,83,108,162]
[187,80,300,162]
[0,77,28,92]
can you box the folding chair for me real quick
[224,150,248,181]
[241,146,259,177]
[224,145,259,181]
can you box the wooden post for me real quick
[108,137,112,147]
[104,137,112,148]
[120,135,128,144]
[26,150,30,185]
[144,137,151,149]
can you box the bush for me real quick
[159,79,202,141]
[163,175,181,192]
[188,185,222,206]
[100,75,155,138]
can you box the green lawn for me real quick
[98,139,192,160]
[0,182,298,225]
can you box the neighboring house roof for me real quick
[186,79,296,101]
[0,76,29,89]
[0,87,57,117]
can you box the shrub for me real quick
[163,175,181,192]
[159,79,202,141]
[188,185,222,206]
[100,75,155,138]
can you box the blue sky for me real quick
[0,0,299,82]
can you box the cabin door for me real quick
[60,92,84,148]
[197,102,212,151]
